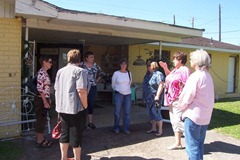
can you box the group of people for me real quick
[142,52,190,148]
[139,49,214,160]
[34,50,104,160]
[34,48,214,160]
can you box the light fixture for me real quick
[133,45,145,66]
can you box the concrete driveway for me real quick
[2,101,240,160]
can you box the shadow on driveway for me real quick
[204,140,240,155]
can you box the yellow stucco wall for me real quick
[208,51,239,98]
[0,18,22,139]
[128,44,149,83]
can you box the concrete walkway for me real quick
[4,101,240,160]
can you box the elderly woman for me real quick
[144,61,165,136]
[159,52,191,149]
[178,49,214,160]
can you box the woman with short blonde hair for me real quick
[144,61,165,136]
[55,49,88,160]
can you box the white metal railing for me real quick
[0,86,51,137]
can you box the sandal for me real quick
[36,140,52,148]
[146,129,157,134]
[155,132,163,137]
[167,144,184,150]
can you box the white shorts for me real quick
[169,100,184,133]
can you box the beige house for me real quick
[0,0,238,139]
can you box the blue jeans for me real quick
[114,92,131,132]
[146,98,162,121]
[184,118,208,160]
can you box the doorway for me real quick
[228,56,236,93]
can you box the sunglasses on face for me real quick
[47,60,52,64]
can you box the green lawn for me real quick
[209,98,240,139]
[0,140,23,160]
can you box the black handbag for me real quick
[25,77,40,95]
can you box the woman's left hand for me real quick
[154,96,159,101]
[44,101,50,109]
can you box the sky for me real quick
[44,0,240,46]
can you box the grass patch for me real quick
[209,98,240,139]
[0,140,23,160]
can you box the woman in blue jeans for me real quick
[143,61,165,136]
[112,58,132,135]
[178,49,214,160]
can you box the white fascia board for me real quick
[16,0,203,38]
[15,0,58,18]
[150,42,240,54]
[56,12,203,37]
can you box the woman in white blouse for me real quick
[112,58,132,135]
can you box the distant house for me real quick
[181,37,240,99]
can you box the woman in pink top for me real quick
[159,51,190,150]
[178,49,214,160]
[35,55,53,148]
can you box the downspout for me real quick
[31,40,36,77]
[159,41,162,60]
[24,27,29,87]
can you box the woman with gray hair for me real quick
[178,49,214,160]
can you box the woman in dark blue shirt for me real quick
[143,61,165,136]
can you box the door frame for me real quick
[227,56,237,93]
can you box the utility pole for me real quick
[192,17,194,28]
[219,4,221,41]
[173,15,176,25]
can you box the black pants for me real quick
[34,96,50,133]
[59,110,87,147]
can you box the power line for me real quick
[223,37,240,40]
[205,29,240,34]
[196,19,217,27]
